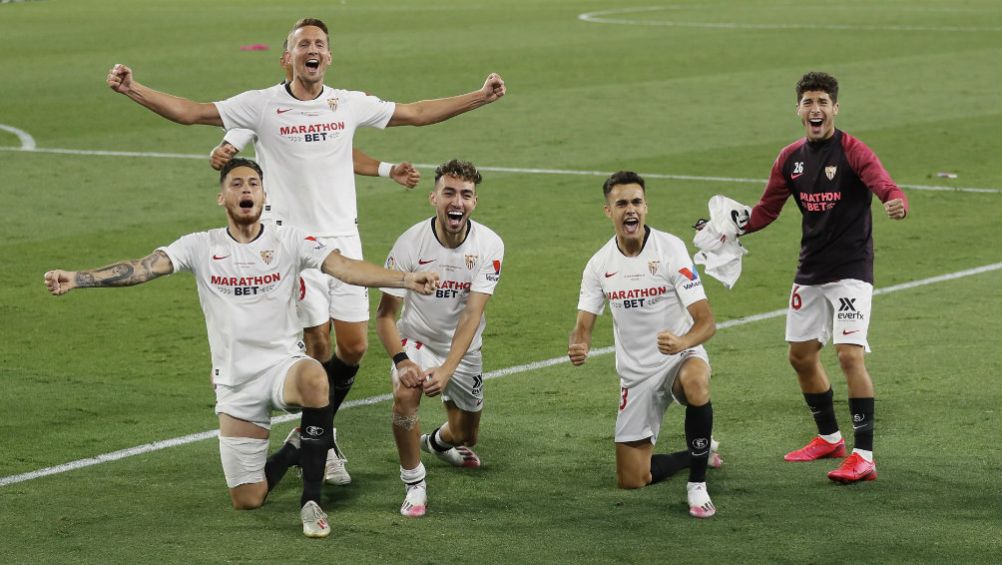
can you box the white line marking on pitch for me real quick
[0,143,997,194]
[578,6,1002,32]
[3,262,1000,488]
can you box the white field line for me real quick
[0,144,997,194]
[578,6,1002,33]
[2,261,1000,488]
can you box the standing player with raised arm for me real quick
[43,159,437,537]
[741,72,908,483]
[106,17,505,485]
[375,160,503,518]
[568,171,721,519]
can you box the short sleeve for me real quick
[470,237,505,295]
[664,238,708,307]
[214,90,265,133]
[285,227,332,272]
[346,90,396,130]
[576,255,606,316]
[158,233,203,275]
[380,234,412,298]
[222,128,257,152]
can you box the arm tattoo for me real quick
[74,250,172,288]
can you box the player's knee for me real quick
[836,345,865,373]
[229,490,266,510]
[678,368,710,396]
[616,471,650,489]
[335,336,368,366]
[392,391,420,415]
[788,348,816,372]
[300,371,329,408]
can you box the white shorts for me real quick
[615,347,709,445]
[297,234,369,327]
[785,279,872,352]
[213,355,311,429]
[392,339,484,413]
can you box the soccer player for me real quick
[42,158,438,538]
[374,160,504,518]
[106,17,505,484]
[206,37,420,486]
[568,171,720,519]
[208,40,421,190]
[741,71,909,483]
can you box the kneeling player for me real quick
[43,159,437,537]
[375,160,504,518]
[568,171,721,518]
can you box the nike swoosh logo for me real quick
[791,173,804,180]
[212,255,229,260]
[276,108,293,114]
[418,259,435,265]
[842,329,860,335]
[604,272,617,278]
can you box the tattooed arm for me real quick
[44,250,174,296]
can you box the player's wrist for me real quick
[378,162,395,178]
[392,352,409,367]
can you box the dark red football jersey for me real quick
[745,130,908,285]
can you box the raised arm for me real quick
[320,250,438,294]
[351,149,421,189]
[656,299,717,355]
[387,73,506,127]
[568,310,599,366]
[107,64,223,126]
[422,292,493,397]
[44,250,174,296]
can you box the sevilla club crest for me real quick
[825,166,837,181]
[260,250,274,265]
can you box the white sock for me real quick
[821,431,843,443]
[852,448,873,462]
[400,462,427,485]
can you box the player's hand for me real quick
[568,343,589,366]
[884,198,907,220]
[391,162,421,189]
[405,271,439,294]
[422,366,452,397]
[481,73,506,103]
[209,141,239,171]
[106,64,133,94]
[43,270,76,296]
[657,330,688,355]
[395,359,424,388]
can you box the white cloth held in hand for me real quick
[692,195,751,289]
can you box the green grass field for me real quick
[1,1,1000,563]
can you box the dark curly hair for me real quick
[434,159,482,185]
[796,71,839,103]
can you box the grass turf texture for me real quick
[1,0,1000,563]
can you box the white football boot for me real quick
[300,500,331,538]
[400,481,428,518]
[324,428,351,485]
[420,433,481,468]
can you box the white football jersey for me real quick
[382,218,504,354]
[160,224,331,386]
[214,83,396,236]
[577,227,708,387]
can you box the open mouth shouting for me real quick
[305,58,321,74]
[238,197,255,210]
[445,209,466,230]
[622,215,641,235]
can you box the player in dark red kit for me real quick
[742,71,908,483]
